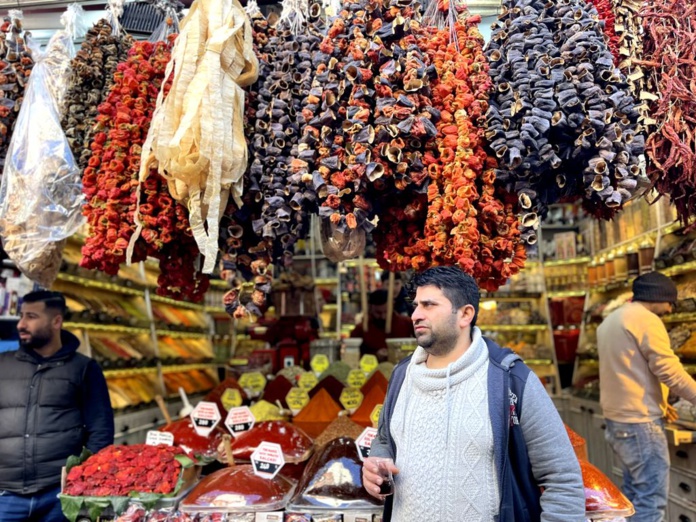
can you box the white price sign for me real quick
[190,401,221,437]
[251,441,285,480]
[225,406,256,437]
[355,427,378,461]
[145,430,174,446]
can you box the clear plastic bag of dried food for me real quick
[149,2,180,43]
[320,218,366,262]
[0,8,85,288]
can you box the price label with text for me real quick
[347,369,367,388]
[221,388,243,411]
[251,442,285,479]
[239,372,267,397]
[310,354,330,376]
[190,401,222,437]
[370,404,383,428]
[360,354,378,375]
[286,388,310,415]
[145,430,174,446]
[355,427,378,461]
[340,387,364,413]
[298,371,318,391]
[225,406,256,437]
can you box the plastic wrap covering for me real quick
[0,6,85,287]
[288,437,383,510]
[581,460,634,518]
[320,219,366,263]
[181,465,295,513]
[160,418,225,464]
[231,421,314,463]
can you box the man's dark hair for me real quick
[369,289,389,306]
[411,266,479,327]
[22,290,67,318]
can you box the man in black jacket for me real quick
[0,291,114,522]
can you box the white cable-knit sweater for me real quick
[390,330,499,521]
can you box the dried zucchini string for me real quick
[131,0,258,273]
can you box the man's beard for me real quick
[19,328,52,350]
[416,316,460,357]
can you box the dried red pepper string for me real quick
[640,0,696,228]
[81,36,208,302]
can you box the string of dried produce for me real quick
[81,37,209,301]
[137,0,259,274]
[297,0,436,237]
[0,11,34,168]
[61,18,133,173]
[583,0,619,64]
[374,14,525,290]
[640,0,696,227]
[486,0,645,244]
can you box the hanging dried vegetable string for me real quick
[61,7,133,173]
[0,10,34,169]
[640,0,696,227]
[373,9,525,290]
[584,0,619,64]
[133,0,259,274]
[298,0,435,239]
[486,0,645,245]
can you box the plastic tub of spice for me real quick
[385,338,418,364]
[310,339,342,364]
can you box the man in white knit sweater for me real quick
[363,266,585,522]
[598,271,696,522]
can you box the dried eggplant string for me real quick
[136,0,259,274]
[486,0,645,244]
[640,0,696,226]
[584,0,620,64]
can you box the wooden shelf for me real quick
[477,324,548,332]
[544,257,591,267]
[547,290,587,298]
[63,322,150,335]
[56,273,145,297]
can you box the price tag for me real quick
[310,354,330,376]
[286,388,310,415]
[190,401,221,437]
[221,388,243,411]
[251,441,285,479]
[347,369,367,388]
[145,430,174,446]
[360,354,378,375]
[298,371,318,391]
[355,427,378,461]
[370,404,383,428]
[239,372,267,397]
[340,387,364,414]
[225,406,256,437]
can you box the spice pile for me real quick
[486,0,644,239]
[641,0,696,228]
[64,444,188,496]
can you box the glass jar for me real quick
[639,239,655,275]
[614,248,628,282]
[606,252,616,284]
[626,245,639,278]
[597,256,607,286]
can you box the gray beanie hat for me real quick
[632,272,678,304]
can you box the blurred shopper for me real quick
[351,289,414,361]
[598,271,696,522]
[381,271,414,316]
[0,291,114,522]
[364,266,585,521]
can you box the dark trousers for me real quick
[0,485,65,522]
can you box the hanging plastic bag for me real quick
[319,218,366,262]
[0,6,86,288]
[149,0,181,43]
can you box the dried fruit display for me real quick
[641,0,696,228]
[61,18,133,172]
[373,14,525,290]
[63,444,190,496]
[297,0,435,235]
[486,0,645,240]
[80,37,209,302]
[0,11,34,168]
[141,0,259,274]
[0,8,82,288]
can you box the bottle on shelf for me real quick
[639,239,655,275]
[597,255,607,287]
[606,252,616,285]
[614,248,628,283]
[588,260,598,289]
[626,244,640,278]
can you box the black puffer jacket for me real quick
[0,331,114,494]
